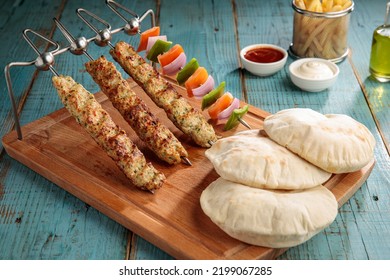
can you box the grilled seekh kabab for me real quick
[110,41,218,148]
[85,56,188,165]
[52,75,165,192]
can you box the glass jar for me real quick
[289,0,354,63]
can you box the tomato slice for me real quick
[184,67,208,97]
[137,26,160,52]
[158,44,184,67]
[208,92,234,120]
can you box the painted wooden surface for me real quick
[2,80,375,259]
[0,0,389,260]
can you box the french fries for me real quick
[291,0,353,60]
[295,0,352,12]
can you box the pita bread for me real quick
[263,108,376,173]
[200,177,338,248]
[205,130,331,190]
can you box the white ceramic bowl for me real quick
[240,44,288,76]
[289,58,340,92]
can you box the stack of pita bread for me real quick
[200,108,376,248]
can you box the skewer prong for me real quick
[181,156,192,166]
[83,50,95,61]
[238,117,251,129]
[108,41,115,49]
[49,65,60,77]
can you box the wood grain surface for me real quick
[2,80,375,259]
[0,0,389,260]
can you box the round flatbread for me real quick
[200,177,338,248]
[205,130,331,190]
[263,108,376,173]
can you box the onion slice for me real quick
[218,97,240,120]
[146,35,167,54]
[162,52,187,76]
[192,75,215,99]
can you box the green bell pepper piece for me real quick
[224,104,249,131]
[201,81,225,110]
[146,39,172,62]
[176,58,199,85]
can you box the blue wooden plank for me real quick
[279,0,390,259]
[131,236,174,260]
[234,0,390,259]
[1,0,389,260]
[0,0,64,151]
[9,0,173,261]
[128,0,243,259]
[0,153,129,259]
[156,0,242,99]
[119,0,390,260]
[0,0,139,260]
[346,0,390,153]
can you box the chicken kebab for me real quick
[85,55,188,165]
[52,75,165,192]
[110,41,218,148]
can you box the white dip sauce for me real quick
[297,61,334,79]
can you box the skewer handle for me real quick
[76,8,113,47]
[106,0,140,35]
[3,3,157,141]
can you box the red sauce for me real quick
[244,47,284,63]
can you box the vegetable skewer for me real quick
[54,17,191,166]
[110,41,218,148]
[85,56,189,165]
[138,28,250,131]
[52,75,165,192]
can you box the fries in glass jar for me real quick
[290,0,354,62]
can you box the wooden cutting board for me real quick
[2,79,375,259]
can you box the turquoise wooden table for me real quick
[0,0,389,260]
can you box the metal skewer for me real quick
[53,18,94,61]
[106,0,155,35]
[105,1,251,132]
[106,0,158,70]
[76,8,115,49]
[4,0,248,145]
[22,29,61,76]
[55,15,192,167]
[4,28,64,140]
[22,27,162,194]
[238,117,251,129]
[208,140,216,146]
